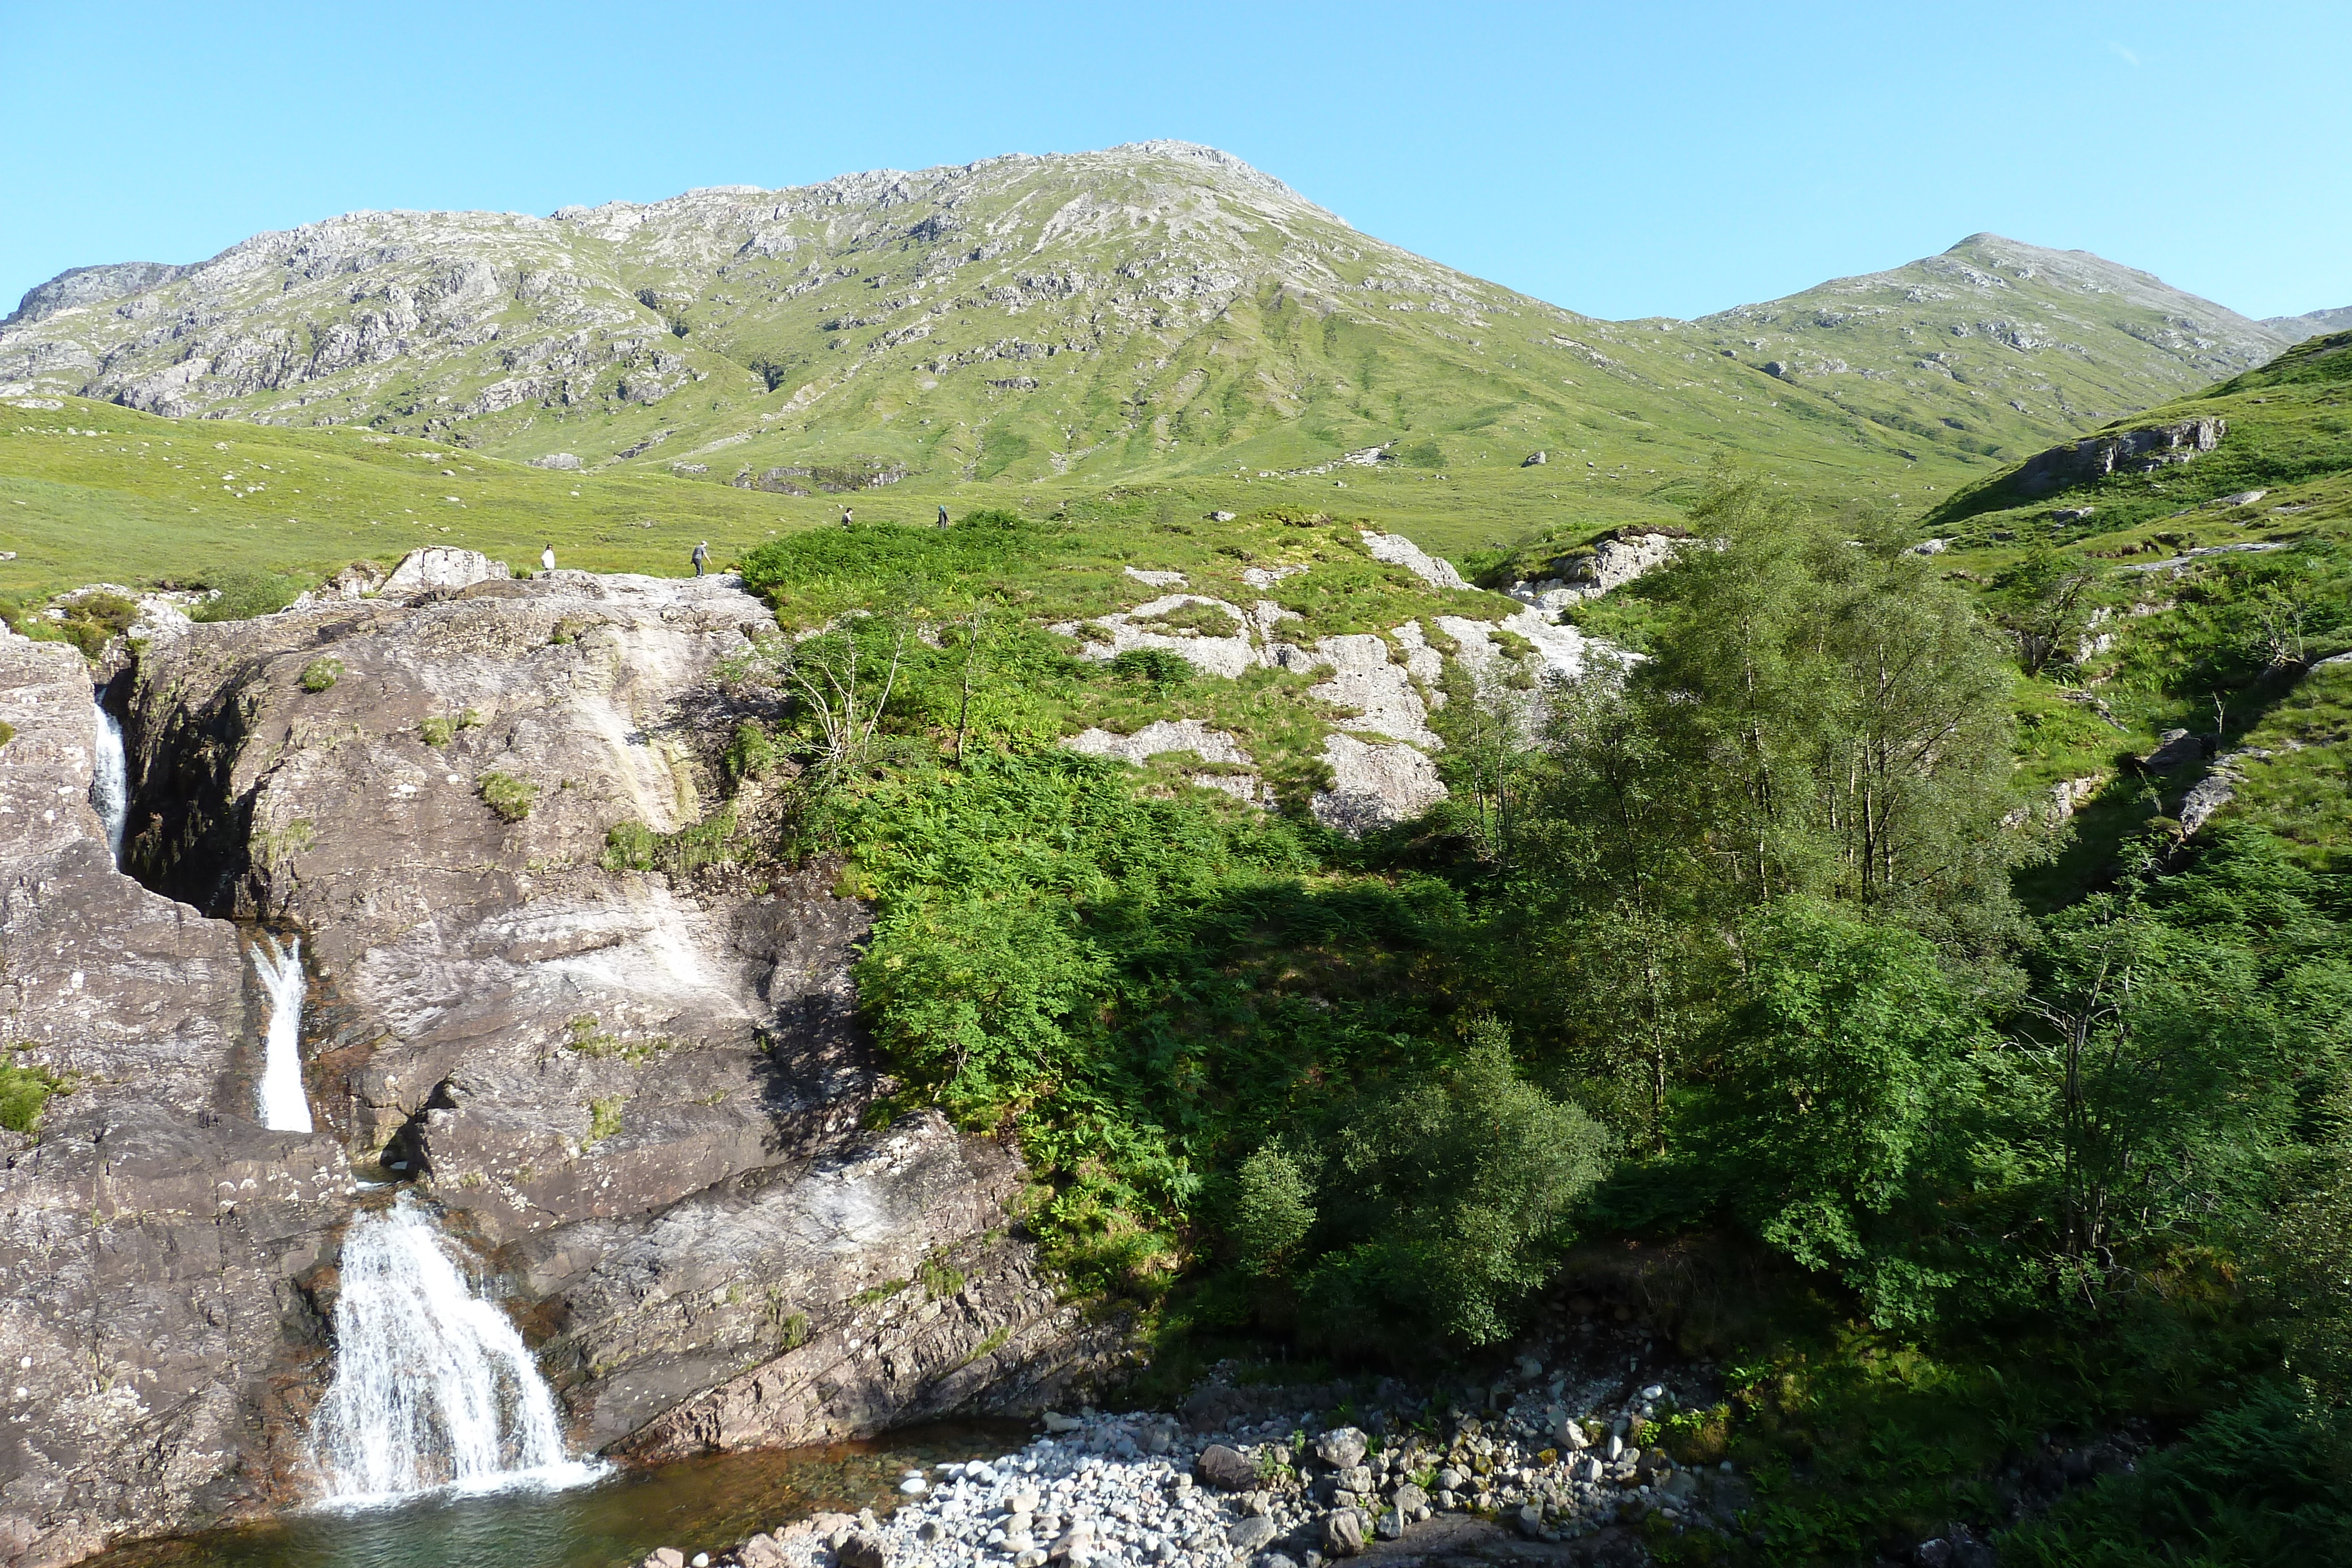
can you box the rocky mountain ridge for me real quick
[0,145,2294,500]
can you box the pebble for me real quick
[670,1353,1728,1568]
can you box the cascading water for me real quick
[88,694,129,866]
[309,1195,599,1505]
[252,934,314,1134]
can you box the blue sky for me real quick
[2,1,2343,323]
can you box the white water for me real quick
[252,934,315,1134]
[310,1195,600,1506]
[89,697,129,865]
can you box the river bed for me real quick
[83,1423,1030,1568]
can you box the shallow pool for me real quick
[86,1423,1030,1568]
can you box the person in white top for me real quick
[541,543,557,575]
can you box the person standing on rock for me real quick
[540,543,556,575]
[691,540,709,577]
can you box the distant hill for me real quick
[2264,305,2352,343]
[0,146,2292,506]
[1694,233,2287,457]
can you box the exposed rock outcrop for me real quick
[0,562,1119,1563]
[1,632,346,1567]
[2010,416,2226,499]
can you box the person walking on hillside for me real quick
[691,540,709,577]
[839,504,854,529]
[540,542,556,575]
[936,503,950,529]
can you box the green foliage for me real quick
[0,718,14,749]
[0,1048,67,1135]
[49,591,137,657]
[418,716,455,747]
[1274,1025,1619,1352]
[477,770,539,821]
[191,567,307,622]
[1104,648,1195,688]
[2003,1387,2352,1567]
[602,808,744,875]
[298,656,342,693]
[723,720,778,783]
[1705,902,1992,1325]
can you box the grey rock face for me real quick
[0,632,348,1567]
[0,565,1118,1562]
[4,262,191,327]
[2012,416,2227,499]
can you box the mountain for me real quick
[1692,233,2287,455]
[0,145,2291,510]
[2265,305,2352,343]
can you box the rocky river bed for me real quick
[647,1333,1746,1568]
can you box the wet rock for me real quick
[836,1532,887,1568]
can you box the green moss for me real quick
[418,716,455,747]
[479,770,538,821]
[298,656,342,693]
[0,1048,68,1136]
[853,1278,910,1306]
[583,1095,623,1149]
[0,718,14,748]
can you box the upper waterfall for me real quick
[88,694,128,865]
[252,933,313,1134]
[309,1195,597,1505]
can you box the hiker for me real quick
[936,503,950,528]
[839,505,854,528]
[691,540,709,577]
[540,542,556,574]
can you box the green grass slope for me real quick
[3,145,2291,586]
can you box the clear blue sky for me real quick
[2,1,2344,323]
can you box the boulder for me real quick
[379,544,511,593]
[1229,1514,1279,1553]
[1310,1425,1369,1472]
[837,1533,888,1568]
[1197,1444,1258,1490]
[530,452,584,470]
[1320,1509,1367,1556]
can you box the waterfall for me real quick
[252,934,314,1134]
[310,1195,597,1505]
[88,696,128,865]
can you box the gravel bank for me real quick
[639,1345,1748,1568]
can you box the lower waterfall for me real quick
[310,1195,597,1504]
[252,934,314,1134]
[89,695,128,865]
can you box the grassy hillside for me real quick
[2,146,2296,589]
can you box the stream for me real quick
[81,1422,1027,1568]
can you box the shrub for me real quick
[479,770,539,821]
[417,716,455,747]
[191,568,308,623]
[298,657,342,693]
[54,591,138,657]
[1232,1024,1618,1353]
[1105,648,1195,687]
